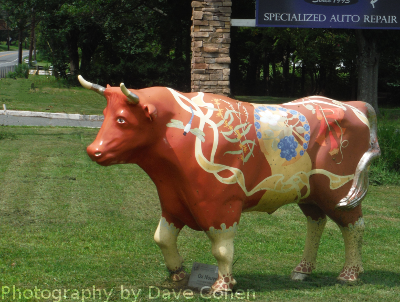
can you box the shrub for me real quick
[369,118,400,185]
[6,63,29,79]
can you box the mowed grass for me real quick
[0,77,297,116]
[0,126,399,302]
[0,77,105,115]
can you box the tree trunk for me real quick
[80,36,98,74]
[263,50,270,95]
[6,13,10,51]
[318,65,326,95]
[18,30,23,64]
[356,29,380,114]
[47,40,59,79]
[350,60,357,100]
[310,69,315,94]
[245,51,258,95]
[271,60,277,95]
[29,9,36,64]
[282,45,290,96]
[301,64,306,96]
[66,29,80,76]
[33,30,37,61]
[7,27,10,51]
[291,53,296,97]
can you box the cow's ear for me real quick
[143,104,157,121]
[106,84,111,88]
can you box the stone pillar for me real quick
[191,1,232,96]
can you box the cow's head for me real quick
[79,76,158,166]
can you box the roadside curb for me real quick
[0,108,104,128]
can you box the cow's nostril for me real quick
[95,152,102,157]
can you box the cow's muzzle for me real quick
[87,143,122,166]
[87,144,103,162]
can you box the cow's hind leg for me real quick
[154,216,187,282]
[337,216,365,282]
[306,198,365,282]
[206,223,238,292]
[292,204,327,281]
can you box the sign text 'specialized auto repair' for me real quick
[263,13,397,24]
[256,0,400,29]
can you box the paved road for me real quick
[0,50,29,67]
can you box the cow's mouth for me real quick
[93,155,115,166]
[92,154,128,166]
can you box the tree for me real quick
[0,0,31,63]
[36,0,191,90]
[356,29,380,114]
[0,0,44,65]
[28,7,36,63]
[230,26,357,99]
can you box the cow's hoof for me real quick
[337,265,363,284]
[211,274,237,292]
[291,271,310,281]
[171,268,187,282]
[176,273,190,288]
[162,269,189,288]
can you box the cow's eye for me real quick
[117,118,126,124]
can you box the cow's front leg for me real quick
[154,216,186,282]
[206,223,238,292]
[337,217,365,282]
[292,205,327,281]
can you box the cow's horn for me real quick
[78,75,105,96]
[120,83,139,104]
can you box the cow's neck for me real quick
[135,143,189,191]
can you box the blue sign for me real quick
[256,0,400,29]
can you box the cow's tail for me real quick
[335,103,381,210]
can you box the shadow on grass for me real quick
[233,270,400,292]
[360,270,400,286]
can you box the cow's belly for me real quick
[243,152,312,213]
[245,189,300,214]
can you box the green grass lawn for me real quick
[0,78,299,115]
[0,78,399,300]
[0,126,399,301]
[0,77,105,115]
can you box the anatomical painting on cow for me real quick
[78,75,380,293]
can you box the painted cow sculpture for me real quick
[79,75,380,292]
